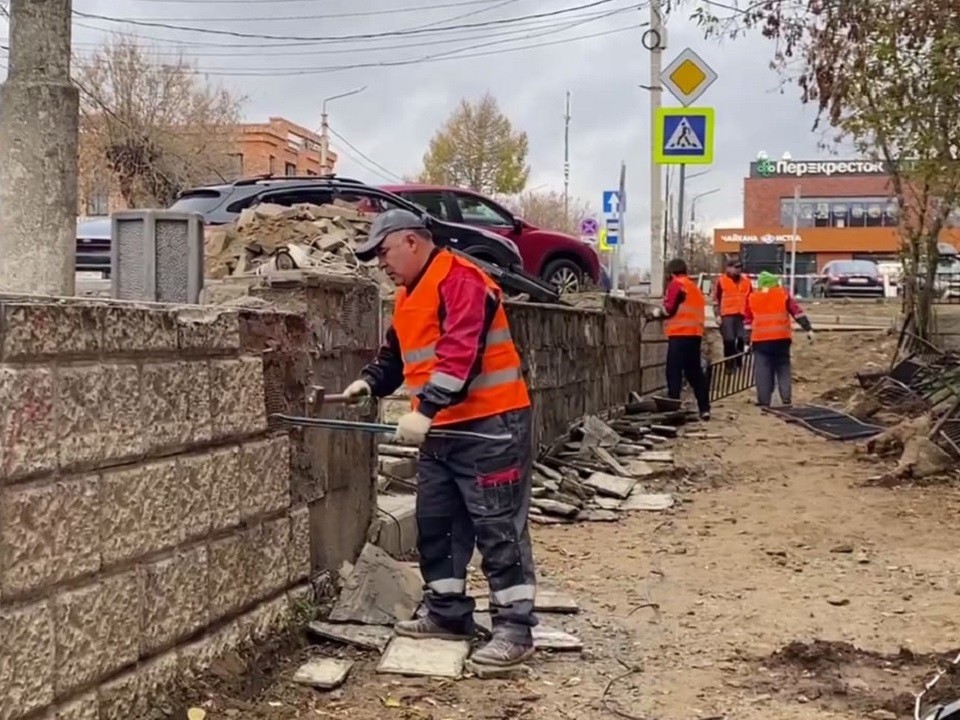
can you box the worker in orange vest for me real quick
[713,257,752,369]
[344,209,537,668]
[647,258,711,420]
[744,271,814,407]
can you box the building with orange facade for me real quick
[713,158,960,276]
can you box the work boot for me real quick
[394,616,473,642]
[699,411,711,421]
[470,636,535,667]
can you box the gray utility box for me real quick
[110,210,204,304]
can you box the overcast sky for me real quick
[9,0,835,269]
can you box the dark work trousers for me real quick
[754,341,793,406]
[416,407,537,644]
[719,315,746,368]
[666,336,711,414]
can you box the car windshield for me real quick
[833,261,878,275]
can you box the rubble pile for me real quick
[528,396,706,524]
[203,201,393,290]
[296,543,584,685]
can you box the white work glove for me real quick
[343,379,371,400]
[394,411,432,445]
[647,307,666,319]
[807,331,815,342]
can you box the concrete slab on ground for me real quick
[307,621,393,653]
[584,471,637,499]
[329,543,422,626]
[621,492,675,511]
[375,493,418,557]
[293,658,354,689]
[377,637,470,679]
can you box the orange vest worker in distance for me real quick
[744,271,814,408]
[717,274,752,317]
[647,258,710,419]
[342,209,538,669]
[664,275,706,337]
[392,250,529,426]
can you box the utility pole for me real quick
[649,0,664,294]
[0,0,79,296]
[676,164,686,260]
[563,91,571,223]
[320,85,367,174]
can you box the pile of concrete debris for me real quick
[203,201,393,290]
[529,398,709,523]
[293,543,584,688]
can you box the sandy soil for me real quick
[173,328,960,720]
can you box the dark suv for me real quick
[169,175,559,301]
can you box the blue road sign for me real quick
[605,217,619,245]
[602,190,621,214]
[653,107,715,165]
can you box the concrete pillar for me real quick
[0,0,79,296]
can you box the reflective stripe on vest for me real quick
[749,287,792,342]
[665,276,706,337]
[719,275,751,316]
[393,250,531,426]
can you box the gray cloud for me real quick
[21,0,837,268]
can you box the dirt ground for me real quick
[174,328,960,720]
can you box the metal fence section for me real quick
[640,349,757,403]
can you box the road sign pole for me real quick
[677,163,686,259]
[649,0,664,296]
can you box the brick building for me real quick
[713,158,960,274]
[79,117,338,217]
[230,116,338,179]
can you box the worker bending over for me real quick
[713,257,752,369]
[343,209,537,668]
[744,271,814,407]
[647,258,711,420]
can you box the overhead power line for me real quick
[179,20,646,76]
[327,125,405,183]
[67,6,628,50]
[102,0,526,22]
[72,0,620,43]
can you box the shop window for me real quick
[779,196,898,229]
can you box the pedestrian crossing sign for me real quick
[653,106,714,165]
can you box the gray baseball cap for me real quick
[354,208,429,261]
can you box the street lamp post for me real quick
[687,187,720,256]
[320,85,367,173]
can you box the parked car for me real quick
[812,259,885,298]
[381,184,604,294]
[169,175,559,302]
[76,215,111,278]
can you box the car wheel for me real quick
[542,258,584,294]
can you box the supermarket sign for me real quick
[718,232,801,244]
[750,159,887,178]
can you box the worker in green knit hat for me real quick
[744,271,814,407]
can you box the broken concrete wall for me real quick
[0,295,347,720]
[245,275,380,571]
[381,294,665,449]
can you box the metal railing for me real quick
[641,349,757,403]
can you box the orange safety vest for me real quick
[748,287,793,342]
[664,276,706,337]
[393,250,530,426]
[718,274,751,316]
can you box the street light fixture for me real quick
[320,85,368,173]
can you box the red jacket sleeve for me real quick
[662,279,686,318]
[416,264,499,419]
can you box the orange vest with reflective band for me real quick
[665,276,705,337]
[393,250,530,426]
[748,287,793,342]
[718,274,751,316]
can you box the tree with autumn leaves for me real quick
[668,0,960,336]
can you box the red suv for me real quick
[381,184,603,293]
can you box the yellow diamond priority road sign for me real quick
[660,47,718,106]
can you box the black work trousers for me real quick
[415,408,537,644]
[720,315,746,367]
[666,336,711,414]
